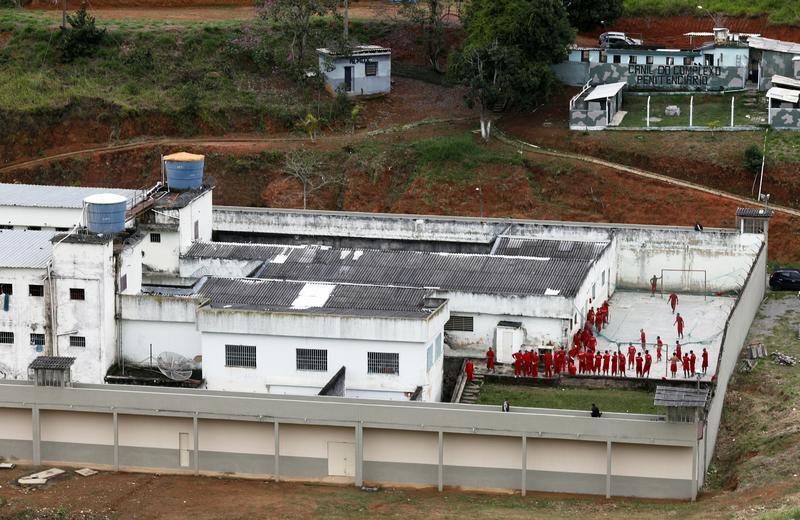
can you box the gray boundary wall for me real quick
[0,382,701,499]
[702,241,766,480]
[770,108,800,129]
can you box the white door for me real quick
[327,441,355,477]
[179,432,190,468]
[501,330,514,363]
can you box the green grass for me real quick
[623,0,800,25]
[410,134,523,184]
[477,384,660,415]
[758,507,800,520]
[619,93,768,128]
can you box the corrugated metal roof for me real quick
[185,242,301,261]
[654,386,709,408]
[243,246,593,297]
[0,230,56,268]
[493,237,609,261]
[28,356,76,370]
[0,183,140,209]
[771,74,800,89]
[749,36,800,54]
[767,86,800,103]
[736,207,774,218]
[198,277,439,318]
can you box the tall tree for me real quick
[283,150,345,209]
[398,0,464,73]
[258,0,338,64]
[563,0,624,32]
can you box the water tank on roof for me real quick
[84,193,128,234]
[163,152,205,190]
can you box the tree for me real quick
[283,150,345,209]
[743,144,763,177]
[258,0,338,65]
[296,113,320,141]
[563,0,623,32]
[58,1,106,63]
[398,0,465,73]
[450,40,524,141]
[452,0,574,138]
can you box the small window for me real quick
[0,225,11,230]
[613,54,621,64]
[30,333,45,346]
[0,331,13,344]
[629,55,637,64]
[435,333,443,358]
[69,336,86,348]
[225,344,256,368]
[599,50,607,63]
[365,61,378,76]
[444,315,473,332]
[581,50,590,62]
[55,227,69,232]
[666,57,675,65]
[426,345,433,370]
[69,288,85,300]
[150,233,161,243]
[592,283,596,300]
[683,56,693,65]
[367,352,399,375]
[120,274,128,292]
[296,348,327,371]
[28,285,43,297]
[27,226,42,231]
[0,283,12,295]
[646,55,654,65]
[193,221,199,240]
[601,271,606,286]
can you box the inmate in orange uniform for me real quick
[486,348,495,372]
[635,353,643,377]
[513,350,523,376]
[668,292,679,313]
[602,351,610,375]
[675,313,685,338]
[690,351,697,375]
[465,360,474,383]
[670,354,679,378]
[656,336,663,361]
[640,329,646,350]
[594,352,602,374]
[701,348,709,373]
[523,350,533,376]
[682,354,691,377]
[627,344,636,366]
[531,352,540,378]
[544,351,553,378]
[618,352,627,376]
[643,352,652,377]
[611,352,618,376]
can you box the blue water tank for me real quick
[164,152,205,190]
[84,193,128,234]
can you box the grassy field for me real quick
[478,384,660,415]
[623,0,800,25]
[619,92,768,128]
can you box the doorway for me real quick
[327,441,355,477]
[344,66,354,93]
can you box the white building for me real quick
[317,45,391,98]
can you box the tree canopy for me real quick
[563,0,624,32]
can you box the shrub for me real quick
[58,1,106,63]
[744,144,764,176]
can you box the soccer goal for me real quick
[660,269,707,299]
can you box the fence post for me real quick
[730,96,735,127]
[689,96,694,127]
[646,96,651,128]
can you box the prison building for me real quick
[569,81,627,130]
[317,45,391,98]
[766,75,800,128]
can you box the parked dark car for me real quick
[769,268,800,290]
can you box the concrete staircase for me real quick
[460,372,485,404]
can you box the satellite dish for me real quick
[156,352,193,381]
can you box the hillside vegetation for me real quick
[624,0,800,25]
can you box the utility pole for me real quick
[62,0,67,29]
[343,0,349,41]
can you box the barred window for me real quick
[296,348,327,371]
[367,352,399,375]
[69,336,86,348]
[30,333,45,346]
[70,288,85,300]
[426,345,433,371]
[365,61,378,76]
[120,274,128,292]
[0,331,13,344]
[27,226,41,231]
[444,315,473,332]
[225,344,256,368]
[435,333,442,359]
[55,227,69,232]
[29,284,44,297]
[0,283,12,295]
[150,233,161,243]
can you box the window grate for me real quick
[70,288,85,300]
[365,61,378,76]
[296,348,327,371]
[444,315,473,332]
[225,344,256,368]
[30,333,45,346]
[29,284,44,297]
[0,331,13,344]
[367,352,399,375]
[0,283,13,295]
[69,336,86,348]
[150,232,161,243]
[120,274,128,292]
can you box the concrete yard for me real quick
[596,291,735,381]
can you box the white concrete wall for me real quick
[140,230,181,274]
[117,239,143,295]
[119,294,201,363]
[0,206,83,230]
[50,240,116,384]
[572,238,617,333]
[201,332,436,400]
[178,191,213,255]
[0,267,48,379]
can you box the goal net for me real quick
[660,269,707,297]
